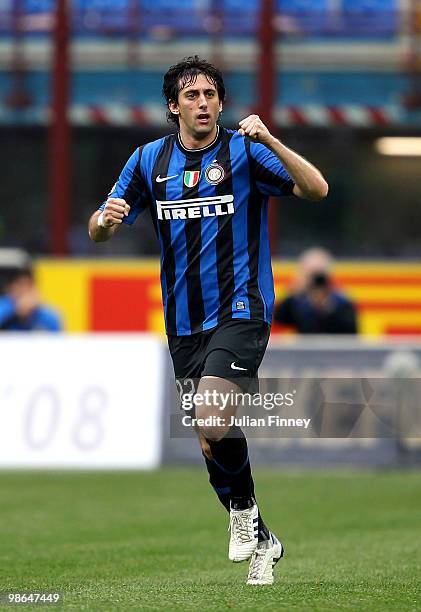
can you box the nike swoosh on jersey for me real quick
[230,362,247,371]
[156,174,179,183]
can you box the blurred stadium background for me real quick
[1,1,421,471]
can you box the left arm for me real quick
[239,115,328,201]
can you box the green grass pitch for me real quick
[0,469,420,611]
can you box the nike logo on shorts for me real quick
[230,362,247,371]
[156,174,178,183]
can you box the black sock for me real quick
[204,427,270,542]
[203,453,270,542]
[207,426,253,503]
[250,475,270,542]
[203,453,231,512]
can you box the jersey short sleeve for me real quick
[248,140,295,197]
[100,147,148,225]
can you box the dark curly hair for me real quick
[162,56,226,126]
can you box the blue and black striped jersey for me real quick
[100,126,294,336]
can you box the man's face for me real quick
[5,275,33,299]
[169,73,222,138]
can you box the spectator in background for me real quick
[274,248,357,334]
[0,264,62,331]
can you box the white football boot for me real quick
[228,502,259,562]
[246,532,284,585]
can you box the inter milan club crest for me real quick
[205,161,225,185]
[184,170,200,188]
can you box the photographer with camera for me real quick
[274,248,358,335]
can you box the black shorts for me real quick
[167,319,270,393]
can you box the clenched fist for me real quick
[238,114,273,145]
[100,198,130,227]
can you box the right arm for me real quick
[89,146,146,242]
[88,198,130,243]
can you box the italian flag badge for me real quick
[184,170,200,188]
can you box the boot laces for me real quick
[248,548,267,580]
[229,512,254,544]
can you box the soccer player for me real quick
[88,56,328,585]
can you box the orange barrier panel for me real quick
[35,259,421,336]
[35,259,163,333]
